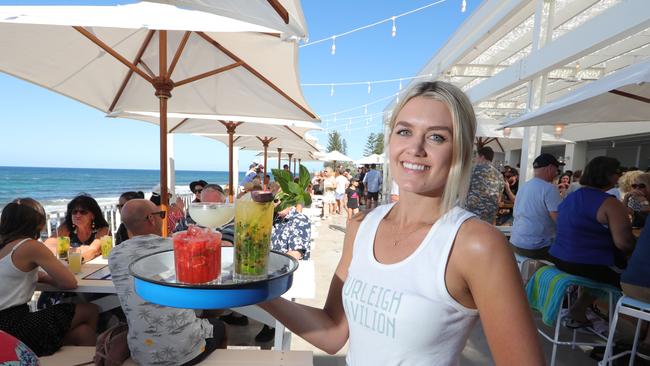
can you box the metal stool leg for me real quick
[600,298,623,366]
[629,318,643,366]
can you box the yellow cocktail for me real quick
[234,192,274,281]
[68,248,82,274]
[57,236,70,260]
[100,236,113,259]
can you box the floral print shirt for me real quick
[108,235,212,366]
[271,208,311,260]
[464,162,505,223]
[0,331,39,366]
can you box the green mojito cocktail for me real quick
[234,191,274,281]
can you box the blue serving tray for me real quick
[130,247,298,309]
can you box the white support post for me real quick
[232,146,240,198]
[519,0,554,182]
[167,133,176,197]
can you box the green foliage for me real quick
[327,131,347,154]
[363,133,376,156]
[271,164,312,212]
[373,132,385,154]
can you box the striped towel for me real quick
[525,266,621,326]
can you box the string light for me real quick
[367,82,372,94]
[319,92,400,118]
[461,0,467,13]
[399,78,403,90]
[330,84,335,96]
[302,73,433,88]
[300,0,449,53]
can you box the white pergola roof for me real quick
[387,0,650,138]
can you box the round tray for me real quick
[129,247,298,309]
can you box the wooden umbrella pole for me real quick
[221,121,242,203]
[277,148,282,170]
[287,153,293,175]
[154,30,174,237]
[256,137,275,190]
[298,158,302,172]
[293,158,297,177]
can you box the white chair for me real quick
[600,296,650,366]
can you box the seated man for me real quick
[510,154,563,259]
[109,199,226,365]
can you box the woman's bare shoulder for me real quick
[454,218,510,261]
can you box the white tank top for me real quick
[0,239,38,310]
[342,204,479,366]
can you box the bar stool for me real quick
[526,266,621,366]
[600,296,650,366]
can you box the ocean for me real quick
[0,166,246,212]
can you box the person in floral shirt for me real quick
[271,206,311,261]
[464,146,504,223]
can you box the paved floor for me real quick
[226,213,637,365]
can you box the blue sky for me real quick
[0,0,477,172]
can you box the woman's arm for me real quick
[601,198,636,255]
[81,226,109,262]
[20,240,77,289]
[454,220,545,365]
[259,212,364,354]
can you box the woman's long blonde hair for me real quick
[388,81,477,214]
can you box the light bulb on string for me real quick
[391,16,397,37]
[330,84,334,96]
[331,36,336,55]
[399,78,403,90]
[364,105,368,115]
[367,82,371,94]
[461,0,467,13]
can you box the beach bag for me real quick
[94,322,130,366]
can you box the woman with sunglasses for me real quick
[0,198,98,356]
[45,194,110,262]
[623,173,650,228]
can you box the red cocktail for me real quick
[173,226,222,284]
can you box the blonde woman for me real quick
[260,82,543,365]
[623,172,650,228]
[322,167,337,218]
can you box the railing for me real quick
[42,193,194,240]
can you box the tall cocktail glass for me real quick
[57,236,70,261]
[234,191,274,281]
[173,226,222,284]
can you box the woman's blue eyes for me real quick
[395,129,446,143]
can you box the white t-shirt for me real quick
[336,175,349,194]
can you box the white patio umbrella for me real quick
[115,110,320,193]
[475,119,572,152]
[0,2,317,228]
[148,0,309,40]
[502,58,650,128]
[355,154,385,165]
[319,150,354,165]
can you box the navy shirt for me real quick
[621,215,650,287]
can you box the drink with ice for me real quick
[100,235,113,259]
[57,236,70,260]
[68,248,82,274]
[173,226,222,284]
[234,191,274,281]
[189,203,235,229]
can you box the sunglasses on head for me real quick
[147,211,166,220]
[632,183,647,189]
[72,209,89,215]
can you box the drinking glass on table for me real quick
[57,236,70,261]
[68,247,82,274]
[100,235,113,259]
[234,191,275,281]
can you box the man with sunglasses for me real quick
[189,180,208,203]
[108,199,227,365]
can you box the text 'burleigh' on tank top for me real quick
[342,204,478,366]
